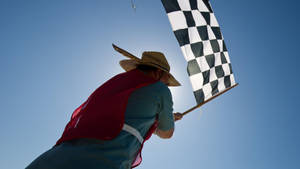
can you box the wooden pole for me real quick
[182,83,238,116]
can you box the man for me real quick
[26,45,183,169]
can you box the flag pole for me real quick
[182,83,239,116]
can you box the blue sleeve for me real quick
[157,85,174,131]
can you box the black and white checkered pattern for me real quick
[161,0,236,104]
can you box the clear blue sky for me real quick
[1,0,299,169]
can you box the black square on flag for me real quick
[212,27,222,40]
[210,40,220,53]
[221,52,227,64]
[161,0,181,13]
[215,65,225,78]
[201,12,210,25]
[187,59,201,76]
[224,75,231,88]
[210,80,219,95]
[223,40,228,51]
[194,89,205,104]
[191,42,204,58]
[205,54,215,68]
[202,70,210,85]
[189,0,198,10]
[184,11,196,27]
[174,29,190,46]
[197,26,209,41]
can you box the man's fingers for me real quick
[174,112,183,121]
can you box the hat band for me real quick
[143,61,169,72]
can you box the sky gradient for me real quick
[0,0,299,169]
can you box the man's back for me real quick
[26,71,174,169]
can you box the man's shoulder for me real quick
[148,81,169,90]
[145,81,172,98]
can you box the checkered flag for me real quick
[161,0,237,105]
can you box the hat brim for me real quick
[120,59,181,87]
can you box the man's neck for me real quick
[138,69,159,80]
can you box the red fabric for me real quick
[56,69,157,145]
[131,120,158,168]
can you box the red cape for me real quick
[56,69,157,145]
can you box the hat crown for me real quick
[141,52,170,72]
[113,44,181,86]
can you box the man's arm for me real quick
[155,128,174,139]
[155,113,183,139]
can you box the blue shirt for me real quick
[26,81,174,169]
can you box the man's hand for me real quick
[173,112,183,121]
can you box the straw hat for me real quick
[113,44,181,87]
